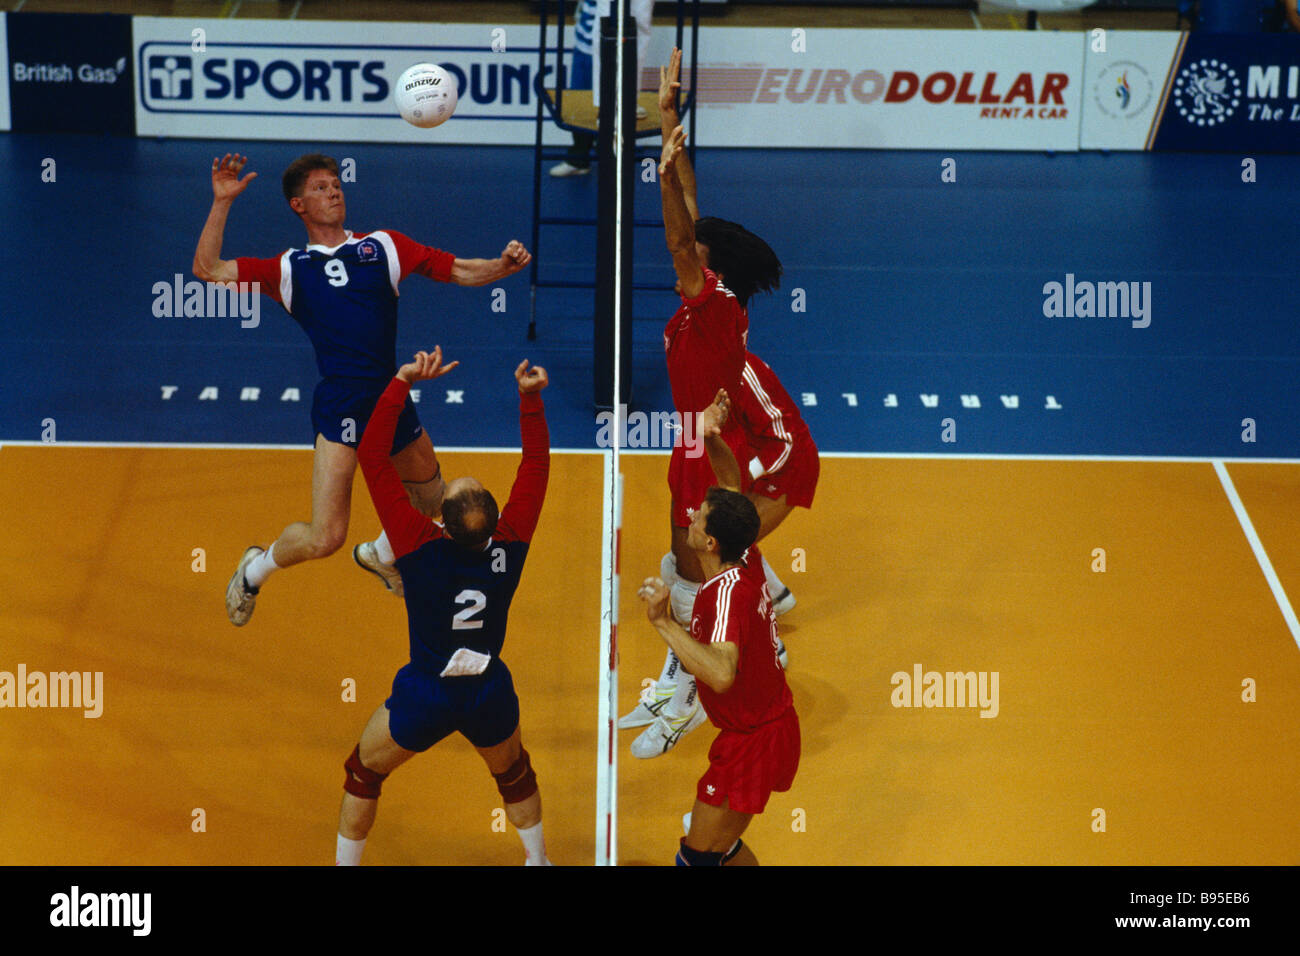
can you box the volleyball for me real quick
[394,63,458,129]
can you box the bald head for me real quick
[442,478,499,550]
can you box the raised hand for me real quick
[659,124,687,178]
[638,576,671,624]
[697,388,731,439]
[398,346,460,384]
[659,47,683,119]
[211,153,257,203]
[515,359,549,394]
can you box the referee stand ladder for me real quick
[530,0,701,409]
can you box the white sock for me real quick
[670,578,699,626]
[761,555,788,598]
[664,671,698,722]
[374,530,395,565]
[245,542,280,589]
[516,820,550,865]
[335,833,366,866]
[656,649,681,690]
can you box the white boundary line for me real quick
[1213,460,1300,651]
[8,441,1300,466]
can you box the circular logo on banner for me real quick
[1094,61,1153,119]
[1173,58,1241,127]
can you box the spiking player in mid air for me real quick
[193,153,531,626]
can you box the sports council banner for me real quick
[133,17,575,145]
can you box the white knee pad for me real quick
[670,578,699,625]
[659,551,679,589]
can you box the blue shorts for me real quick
[312,378,423,454]
[384,658,521,752]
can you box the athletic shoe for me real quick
[631,703,707,759]
[354,541,404,598]
[777,635,789,670]
[773,587,796,616]
[225,546,263,627]
[549,161,590,178]
[636,104,648,120]
[618,692,672,730]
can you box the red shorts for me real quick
[747,438,819,510]
[696,707,801,815]
[667,426,751,528]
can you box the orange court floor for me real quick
[2,446,1299,865]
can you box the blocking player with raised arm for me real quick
[637,390,800,866]
[621,49,784,757]
[193,153,531,626]
[334,347,553,866]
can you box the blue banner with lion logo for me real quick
[1153,33,1300,152]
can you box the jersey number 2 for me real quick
[324,258,349,287]
[453,589,486,630]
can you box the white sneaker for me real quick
[225,546,264,627]
[354,541,403,597]
[636,104,648,120]
[618,692,672,730]
[631,703,707,758]
[549,161,590,178]
[777,636,788,670]
[773,587,796,616]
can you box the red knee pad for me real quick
[492,747,538,804]
[343,745,388,799]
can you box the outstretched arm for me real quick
[660,125,705,300]
[358,348,459,560]
[496,360,551,543]
[449,240,532,287]
[639,577,739,693]
[699,389,743,492]
[659,48,699,221]
[193,153,257,283]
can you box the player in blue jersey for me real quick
[192,153,532,626]
[333,346,552,865]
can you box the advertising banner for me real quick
[7,12,134,135]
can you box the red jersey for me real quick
[736,352,815,480]
[664,268,748,423]
[690,546,793,734]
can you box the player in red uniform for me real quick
[728,350,821,612]
[637,391,800,865]
[195,153,531,626]
[625,50,784,758]
[334,347,553,866]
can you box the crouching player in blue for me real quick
[334,347,553,866]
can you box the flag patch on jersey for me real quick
[357,240,379,262]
